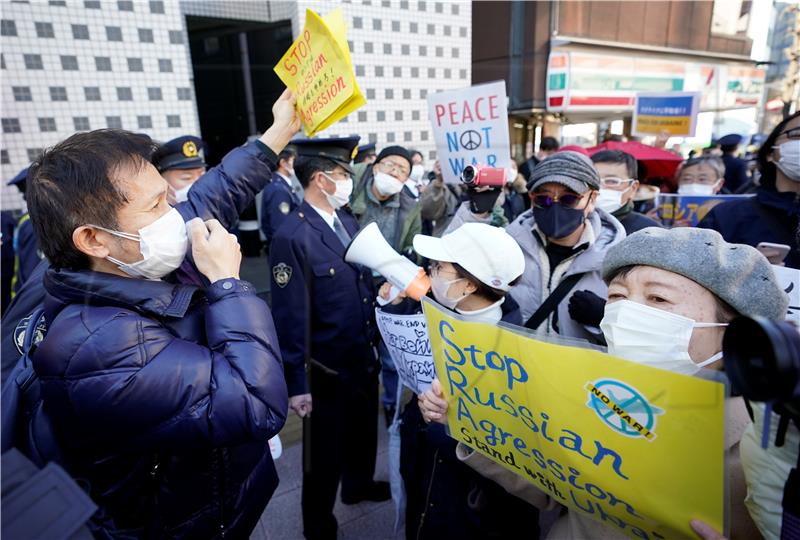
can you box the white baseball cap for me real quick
[413,223,525,292]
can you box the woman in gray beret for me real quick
[421,227,786,540]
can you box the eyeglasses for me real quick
[323,170,352,182]
[531,192,584,209]
[778,127,800,140]
[678,175,719,185]
[377,160,410,179]
[599,177,635,189]
[429,261,458,277]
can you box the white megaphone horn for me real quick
[345,222,431,301]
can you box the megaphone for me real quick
[345,222,430,301]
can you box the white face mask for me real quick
[410,164,425,183]
[173,185,192,203]
[96,207,189,280]
[430,275,467,310]
[600,300,727,375]
[678,182,718,196]
[596,188,629,214]
[321,172,353,209]
[774,141,800,182]
[373,171,404,197]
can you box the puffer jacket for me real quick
[506,208,625,341]
[33,266,288,538]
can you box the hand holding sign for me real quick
[260,89,302,155]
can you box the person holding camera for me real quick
[506,151,625,341]
[419,226,787,539]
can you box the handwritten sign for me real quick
[274,8,366,136]
[375,310,435,394]
[423,299,726,539]
[427,81,511,184]
[771,265,800,323]
[656,193,753,227]
[633,92,700,137]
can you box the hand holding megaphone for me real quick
[345,222,430,301]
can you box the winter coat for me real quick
[506,209,626,341]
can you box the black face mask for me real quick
[468,188,502,214]
[532,205,586,239]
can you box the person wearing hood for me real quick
[505,151,626,342]
[419,226,786,540]
[350,145,422,257]
[152,135,208,205]
[590,150,661,234]
[699,112,800,268]
[379,223,539,539]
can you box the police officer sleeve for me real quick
[40,280,288,451]
[14,220,42,290]
[178,141,278,230]
[264,188,294,243]
[268,233,309,397]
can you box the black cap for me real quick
[293,135,360,174]
[6,167,29,187]
[718,134,743,147]
[376,145,412,169]
[354,143,376,163]
[153,135,207,172]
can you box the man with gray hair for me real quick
[506,151,625,341]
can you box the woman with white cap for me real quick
[419,226,787,540]
[380,223,537,539]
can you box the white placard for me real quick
[427,80,511,184]
[375,309,435,394]
[771,264,800,323]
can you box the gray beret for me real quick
[602,227,788,320]
[527,151,601,193]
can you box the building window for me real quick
[387,132,396,142]
[0,150,9,164]
[364,42,373,53]
[117,87,133,100]
[61,55,79,70]
[410,22,418,33]
[435,2,443,12]
[459,69,467,79]
[369,133,378,143]
[95,57,112,71]
[35,22,55,38]
[84,0,101,8]
[420,89,428,98]
[24,54,44,70]
[177,87,192,100]
[353,17,362,29]
[395,110,403,121]
[393,66,402,77]
[418,1,426,11]
[49,0,66,5]
[403,89,412,99]
[2,118,21,133]
[127,58,143,72]
[427,24,435,34]
[382,0,391,6]
[38,117,57,132]
[404,131,412,142]
[436,46,443,57]
[401,44,410,55]
[106,26,122,41]
[348,40,354,51]
[444,68,452,78]
[419,46,427,56]
[373,19,382,30]
[357,111,367,122]
[412,110,420,120]
[428,67,435,78]
[13,87,32,101]
[400,0,408,8]
[167,115,181,128]
[383,43,392,54]
[73,117,90,131]
[49,86,68,101]
[84,87,101,101]
[355,65,365,76]
[27,149,44,162]
[117,0,133,11]
[411,67,419,78]
[149,0,164,14]
[711,0,751,35]
[444,25,451,36]
[138,28,154,43]
[158,59,173,72]
[168,30,183,44]
[391,20,400,32]
[451,48,459,58]
[137,115,153,129]
[72,24,90,39]
[375,66,384,77]
[366,89,376,100]
[385,88,394,99]
[421,131,429,141]
[148,87,163,100]
[106,116,123,129]
[459,26,467,37]
[377,111,386,121]
[1,20,17,36]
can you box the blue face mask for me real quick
[532,205,586,239]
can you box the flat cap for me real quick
[293,135,361,174]
[527,151,600,194]
[153,135,207,172]
[602,227,788,320]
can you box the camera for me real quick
[723,316,799,416]
[460,165,506,188]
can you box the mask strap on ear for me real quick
[694,322,729,328]
[89,224,140,242]
[696,351,722,368]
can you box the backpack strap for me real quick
[524,273,585,331]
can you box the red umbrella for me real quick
[587,141,683,182]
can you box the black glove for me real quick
[568,290,606,327]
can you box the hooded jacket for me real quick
[506,208,626,341]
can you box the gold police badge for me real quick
[182,140,199,158]
[273,263,292,287]
[279,202,291,215]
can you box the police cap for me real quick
[292,135,360,174]
[153,135,207,172]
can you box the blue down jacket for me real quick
[34,268,288,538]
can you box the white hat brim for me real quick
[412,234,457,263]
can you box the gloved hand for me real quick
[568,290,606,327]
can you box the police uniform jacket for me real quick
[269,201,378,397]
[260,174,301,246]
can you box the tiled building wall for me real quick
[1,0,199,211]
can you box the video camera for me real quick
[460,165,506,188]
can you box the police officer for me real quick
[353,142,377,165]
[260,147,302,249]
[269,136,389,540]
[7,167,43,298]
[718,133,750,193]
[152,135,208,204]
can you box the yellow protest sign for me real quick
[274,8,366,136]
[422,299,726,540]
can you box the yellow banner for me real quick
[635,114,692,136]
[422,300,726,540]
[274,8,366,137]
